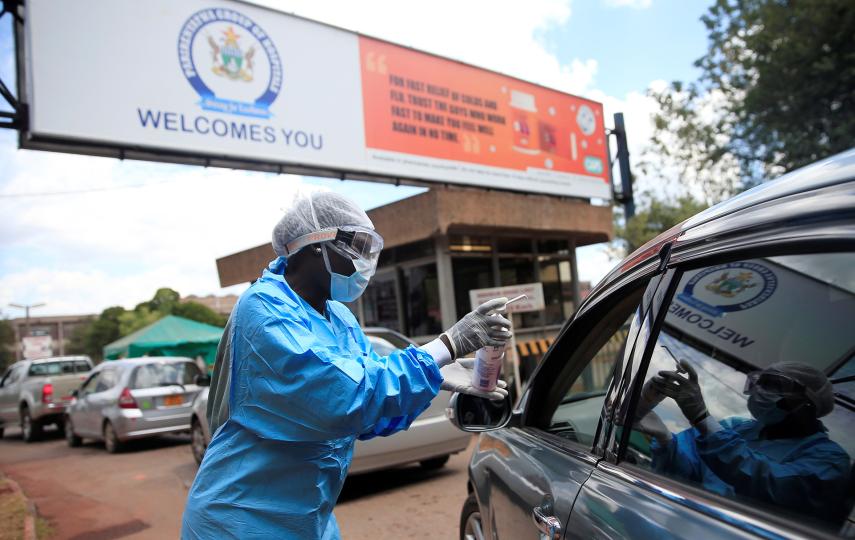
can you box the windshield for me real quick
[130,362,201,389]
[28,360,91,376]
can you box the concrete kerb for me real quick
[3,473,37,540]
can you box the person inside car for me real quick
[636,361,850,523]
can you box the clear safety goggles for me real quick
[743,371,806,397]
[285,225,384,263]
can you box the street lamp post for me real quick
[8,303,46,359]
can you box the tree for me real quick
[648,0,855,202]
[173,302,227,327]
[79,306,125,362]
[615,194,709,254]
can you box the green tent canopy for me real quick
[103,315,224,365]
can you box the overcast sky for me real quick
[0,0,709,317]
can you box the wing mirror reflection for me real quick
[194,374,211,387]
[446,392,513,432]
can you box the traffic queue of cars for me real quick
[0,329,470,476]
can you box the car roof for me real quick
[30,355,92,364]
[101,357,195,368]
[588,148,855,307]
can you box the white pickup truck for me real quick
[0,356,93,441]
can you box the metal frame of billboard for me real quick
[1,0,632,202]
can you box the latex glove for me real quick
[651,360,708,425]
[442,298,512,359]
[633,411,671,446]
[636,378,667,419]
[440,358,509,401]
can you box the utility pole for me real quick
[8,302,46,339]
[608,112,636,219]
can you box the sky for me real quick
[0,0,710,318]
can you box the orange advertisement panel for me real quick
[359,36,610,191]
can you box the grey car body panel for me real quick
[67,357,202,442]
[0,356,92,426]
[466,149,855,540]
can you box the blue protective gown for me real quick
[652,417,850,522]
[181,257,443,539]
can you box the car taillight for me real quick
[118,388,138,409]
[41,383,53,404]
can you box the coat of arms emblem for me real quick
[207,26,255,82]
[704,271,758,298]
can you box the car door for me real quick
[73,370,103,436]
[567,244,855,538]
[473,255,670,540]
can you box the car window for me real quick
[29,360,90,376]
[95,368,118,392]
[545,285,646,448]
[5,365,24,385]
[626,253,855,531]
[131,362,197,389]
[80,372,100,394]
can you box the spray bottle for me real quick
[471,295,527,392]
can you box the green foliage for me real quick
[72,289,227,361]
[648,0,855,202]
[173,302,227,327]
[0,318,15,371]
[616,194,709,254]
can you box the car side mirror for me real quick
[194,374,211,387]
[446,392,513,432]
[71,389,79,398]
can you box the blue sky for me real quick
[0,0,713,316]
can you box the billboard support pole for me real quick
[608,112,635,219]
[0,0,25,131]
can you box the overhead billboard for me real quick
[20,0,611,198]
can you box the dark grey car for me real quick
[450,149,855,539]
[65,357,203,453]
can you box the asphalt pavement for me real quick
[0,425,474,539]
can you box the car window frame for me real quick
[517,258,668,458]
[609,242,855,540]
[79,371,101,396]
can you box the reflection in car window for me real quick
[131,362,196,389]
[547,286,645,447]
[29,361,90,376]
[95,369,117,392]
[628,253,855,530]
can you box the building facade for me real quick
[216,186,612,375]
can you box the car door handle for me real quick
[532,505,562,540]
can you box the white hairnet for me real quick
[272,191,374,257]
[766,362,835,417]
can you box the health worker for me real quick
[636,361,850,523]
[181,191,512,539]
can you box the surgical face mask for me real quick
[747,389,789,426]
[321,243,375,302]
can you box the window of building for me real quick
[449,234,492,253]
[453,257,494,325]
[361,271,402,332]
[499,257,539,328]
[625,253,855,530]
[497,236,532,254]
[401,263,442,337]
[539,258,574,326]
[537,238,570,255]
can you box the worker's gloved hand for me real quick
[440,358,509,401]
[651,360,709,425]
[636,378,667,419]
[633,411,671,446]
[442,298,512,359]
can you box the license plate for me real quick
[164,395,183,407]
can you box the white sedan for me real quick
[190,327,471,473]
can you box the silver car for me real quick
[190,328,471,472]
[65,357,204,453]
